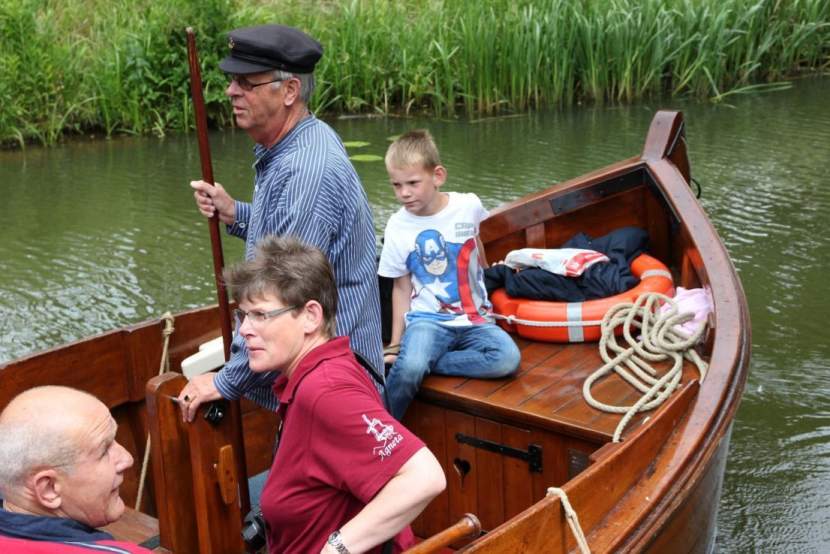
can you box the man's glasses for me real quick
[228,74,284,92]
[234,306,298,327]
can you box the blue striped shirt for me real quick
[214,115,384,410]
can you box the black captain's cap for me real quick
[219,24,323,75]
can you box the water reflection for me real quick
[1,77,828,551]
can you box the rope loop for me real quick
[583,292,707,442]
[158,311,176,374]
[547,487,591,554]
[136,312,176,511]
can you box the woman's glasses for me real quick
[234,306,297,327]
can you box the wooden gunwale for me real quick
[610,154,751,548]
[480,155,643,246]
[600,145,750,549]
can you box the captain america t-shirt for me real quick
[378,192,492,326]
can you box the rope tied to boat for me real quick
[136,311,176,511]
[583,293,708,443]
[157,312,175,373]
[546,487,591,554]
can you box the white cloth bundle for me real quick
[504,248,609,277]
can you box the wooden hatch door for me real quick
[403,400,600,541]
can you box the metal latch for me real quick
[455,433,543,473]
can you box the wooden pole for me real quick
[185,27,233,356]
[185,26,251,519]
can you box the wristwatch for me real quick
[327,530,351,554]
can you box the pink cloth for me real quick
[661,287,713,338]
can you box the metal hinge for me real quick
[455,433,543,473]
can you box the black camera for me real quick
[241,507,267,552]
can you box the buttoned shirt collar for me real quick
[253,114,316,168]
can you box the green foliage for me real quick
[1,0,828,146]
[0,0,91,146]
[0,0,236,145]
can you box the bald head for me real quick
[0,386,133,527]
[0,387,99,489]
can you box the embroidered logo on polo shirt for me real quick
[362,414,403,461]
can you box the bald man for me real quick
[0,386,151,553]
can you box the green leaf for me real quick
[349,154,384,162]
[343,140,370,148]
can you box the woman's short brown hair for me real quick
[223,236,338,337]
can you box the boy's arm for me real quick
[385,275,413,363]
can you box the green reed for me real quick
[1,0,827,147]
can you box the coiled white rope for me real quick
[582,293,708,442]
[547,487,591,554]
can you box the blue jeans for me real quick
[386,320,520,419]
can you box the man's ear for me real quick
[31,469,62,511]
[433,165,448,187]
[282,77,301,107]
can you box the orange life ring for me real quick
[491,254,674,343]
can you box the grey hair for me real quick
[272,69,315,104]
[0,417,81,494]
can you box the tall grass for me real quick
[1,0,828,147]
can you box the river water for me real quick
[1,77,828,551]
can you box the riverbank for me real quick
[2,0,828,147]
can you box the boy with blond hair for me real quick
[378,130,520,420]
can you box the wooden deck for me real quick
[417,335,700,443]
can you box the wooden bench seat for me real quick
[416,336,701,443]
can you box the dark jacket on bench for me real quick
[483,226,649,301]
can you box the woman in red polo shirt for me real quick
[222,236,446,554]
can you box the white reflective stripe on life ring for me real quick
[640,269,673,280]
[567,302,584,342]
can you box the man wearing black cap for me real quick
[182,24,384,420]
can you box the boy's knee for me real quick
[389,356,430,384]
[492,338,520,376]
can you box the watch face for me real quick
[328,531,349,553]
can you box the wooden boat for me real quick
[0,110,750,553]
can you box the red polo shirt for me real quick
[261,337,424,554]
